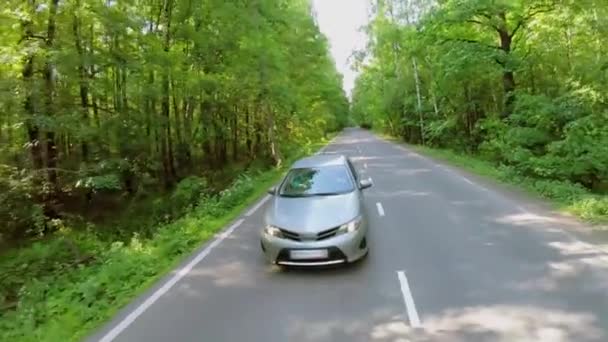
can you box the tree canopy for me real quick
[0,0,349,242]
[352,0,608,191]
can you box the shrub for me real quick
[0,166,46,243]
[74,174,122,193]
[569,197,608,221]
[170,176,209,213]
[545,113,608,189]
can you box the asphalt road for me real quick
[89,128,608,342]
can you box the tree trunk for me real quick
[160,0,176,188]
[172,83,183,147]
[254,107,263,158]
[565,26,573,73]
[121,67,128,112]
[89,24,101,131]
[44,0,60,190]
[200,99,211,162]
[73,7,90,161]
[232,110,238,161]
[498,15,516,118]
[217,111,227,166]
[267,107,281,167]
[182,97,194,166]
[412,57,425,145]
[502,70,515,118]
[21,17,44,171]
[246,106,252,157]
[432,91,440,118]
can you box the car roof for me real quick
[291,153,348,169]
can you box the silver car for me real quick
[260,154,372,266]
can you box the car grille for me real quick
[279,226,341,241]
[316,226,340,241]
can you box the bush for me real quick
[569,197,608,220]
[530,179,589,202]
[74,174,122,193]
[0,166,46,243]
[0,167,280,341]
[170,176,209,214]
[476,90,608,191]
[545,113,608,189]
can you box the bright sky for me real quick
[312,0,370,96]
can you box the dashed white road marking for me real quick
[99,218,245,342]
[364,163,368,169]
[245,195,270,216]
[397,271,422,328]
[376,202,385,217]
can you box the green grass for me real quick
[378,133,608,224]
[0,135,333,341]
[415,146,608,224]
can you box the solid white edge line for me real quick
[98,218,245,342]
[245,195,270,216]
[317,134,340,154]
[376,202,385,217]
[461,177,474,185]
[397,271,422,328]
[389,137,608,257]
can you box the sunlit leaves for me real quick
[353,0,608,191]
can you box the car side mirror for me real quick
[267,186,277,195]
[359,178,373,190]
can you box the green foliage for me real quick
[0,0,348,245]
[75,174,122,193]
[411,145,608,223]
[0,164,271,341]
[0,166,46,243]
[169,176,209,214]
[1,0,347,338]
[353,0,607,220]
[0,133,333,341]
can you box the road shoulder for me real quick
[374,132,608,249]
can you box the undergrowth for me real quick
[412,145,608,223]
[0,137,332,341]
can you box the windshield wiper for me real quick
[309,192,343,196]
[280,191,349,197]
[279,193,311,198]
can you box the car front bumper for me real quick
[260,225,368,266]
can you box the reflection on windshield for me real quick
[280,166,354,197]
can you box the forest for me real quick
[352,0,607,220]
[0,0,347,340]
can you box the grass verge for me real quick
[0,135,334,342]
[378,133,607,224]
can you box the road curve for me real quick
[88,128,608,342]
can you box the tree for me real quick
[0,0,349,242]
[352,0,608,189]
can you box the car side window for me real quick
[346,159,358,182]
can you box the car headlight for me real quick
[264,225,283,238]
[336,216,362,235]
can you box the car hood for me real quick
[265,192,360,234]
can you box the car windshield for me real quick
[279,165,354,197]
